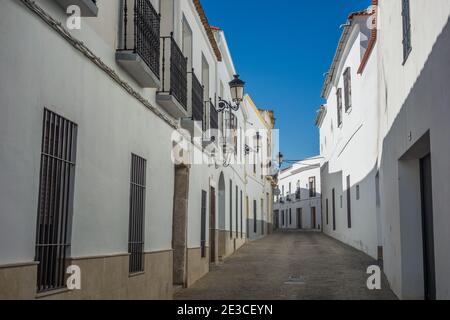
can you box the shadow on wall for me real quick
[320,160,382,261]
[377,15,450,300]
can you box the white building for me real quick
[0,0,275,299]
[318,0,450,300]
[317,9,381,260]
[376,0,450,300]
[273,156,322,231]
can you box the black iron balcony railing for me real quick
[160,35,188,110]
[191,71,204,123]
[210,100,219,130]
[118,0,160,78]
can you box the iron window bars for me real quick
[209,100,219,130]
[344,67,352,111]
[191,71,204,122]
[159,34,188,110]
[118,0,161,78]
[402,0,412,62]
[201,190,207,258]
[35,109,78,293]
[129,154,147,274]
[336,88,343,127]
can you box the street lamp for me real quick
[277,152,284,168]
[218,75,246,112]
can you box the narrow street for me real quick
[175,231,397,300]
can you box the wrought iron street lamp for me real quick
[217,75,245,112]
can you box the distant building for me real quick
[273,157,322,231]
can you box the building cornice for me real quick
[193,0,222,62]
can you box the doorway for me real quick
[172,165,189,287]
[420,154,436,300]
[297,208,303,229]
[311,207,316,229]
[209,186,216,266]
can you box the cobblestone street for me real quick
[175,231,397,300]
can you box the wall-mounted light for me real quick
[217,75,246,113]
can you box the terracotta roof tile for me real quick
[192,0,222,62]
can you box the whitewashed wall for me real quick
[377,0,450,300]
[319,17,381,260]
[0,0,175,263]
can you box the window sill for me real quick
[346,107,352,115]
[36,287,71,299]
[129,271,146,278]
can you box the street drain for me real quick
[284,276,306,285]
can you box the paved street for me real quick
[175,231,397,300]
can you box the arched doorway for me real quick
[218,172,226,259]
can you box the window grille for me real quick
[35,109,78,293]
[129,154,147,274]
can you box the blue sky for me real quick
[202,0,371,162]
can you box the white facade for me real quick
[318,0,450,300]
[376,0,450,300]
[0,0,276,299]
[274,157,322,231]
[318,12,381,260]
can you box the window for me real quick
[347,175,352,229]
[282,185,285,197]
[281,210,285,226]
[296,181,301,200]
[182,17,193,70]
[230,180,233,237]
[402,0,412,62]
[240,190,243,238]
[201,55,209,102]
[332,189,336,231]
[129,154,147,274]
[309,177,316,198]
[326,199,329,225]
[261,199,265,235]
[35,109,78,292]
[235,186,239,236]
[336,88,343,127]
[253,200,257,233]
[289,182,292,195]
[340,195,343,209]
[356,185,360,200]
[289,209,292,225]
[344,67,352,111]
[201,190,207,258]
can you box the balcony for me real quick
[156,35,188,118]
[55,0,98,17]
[181,71,203,137]
[116,0,161,88]
[209,100,219,132]
[191,72,204,124]
[202,100,219,146]
[295,189,301,200]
